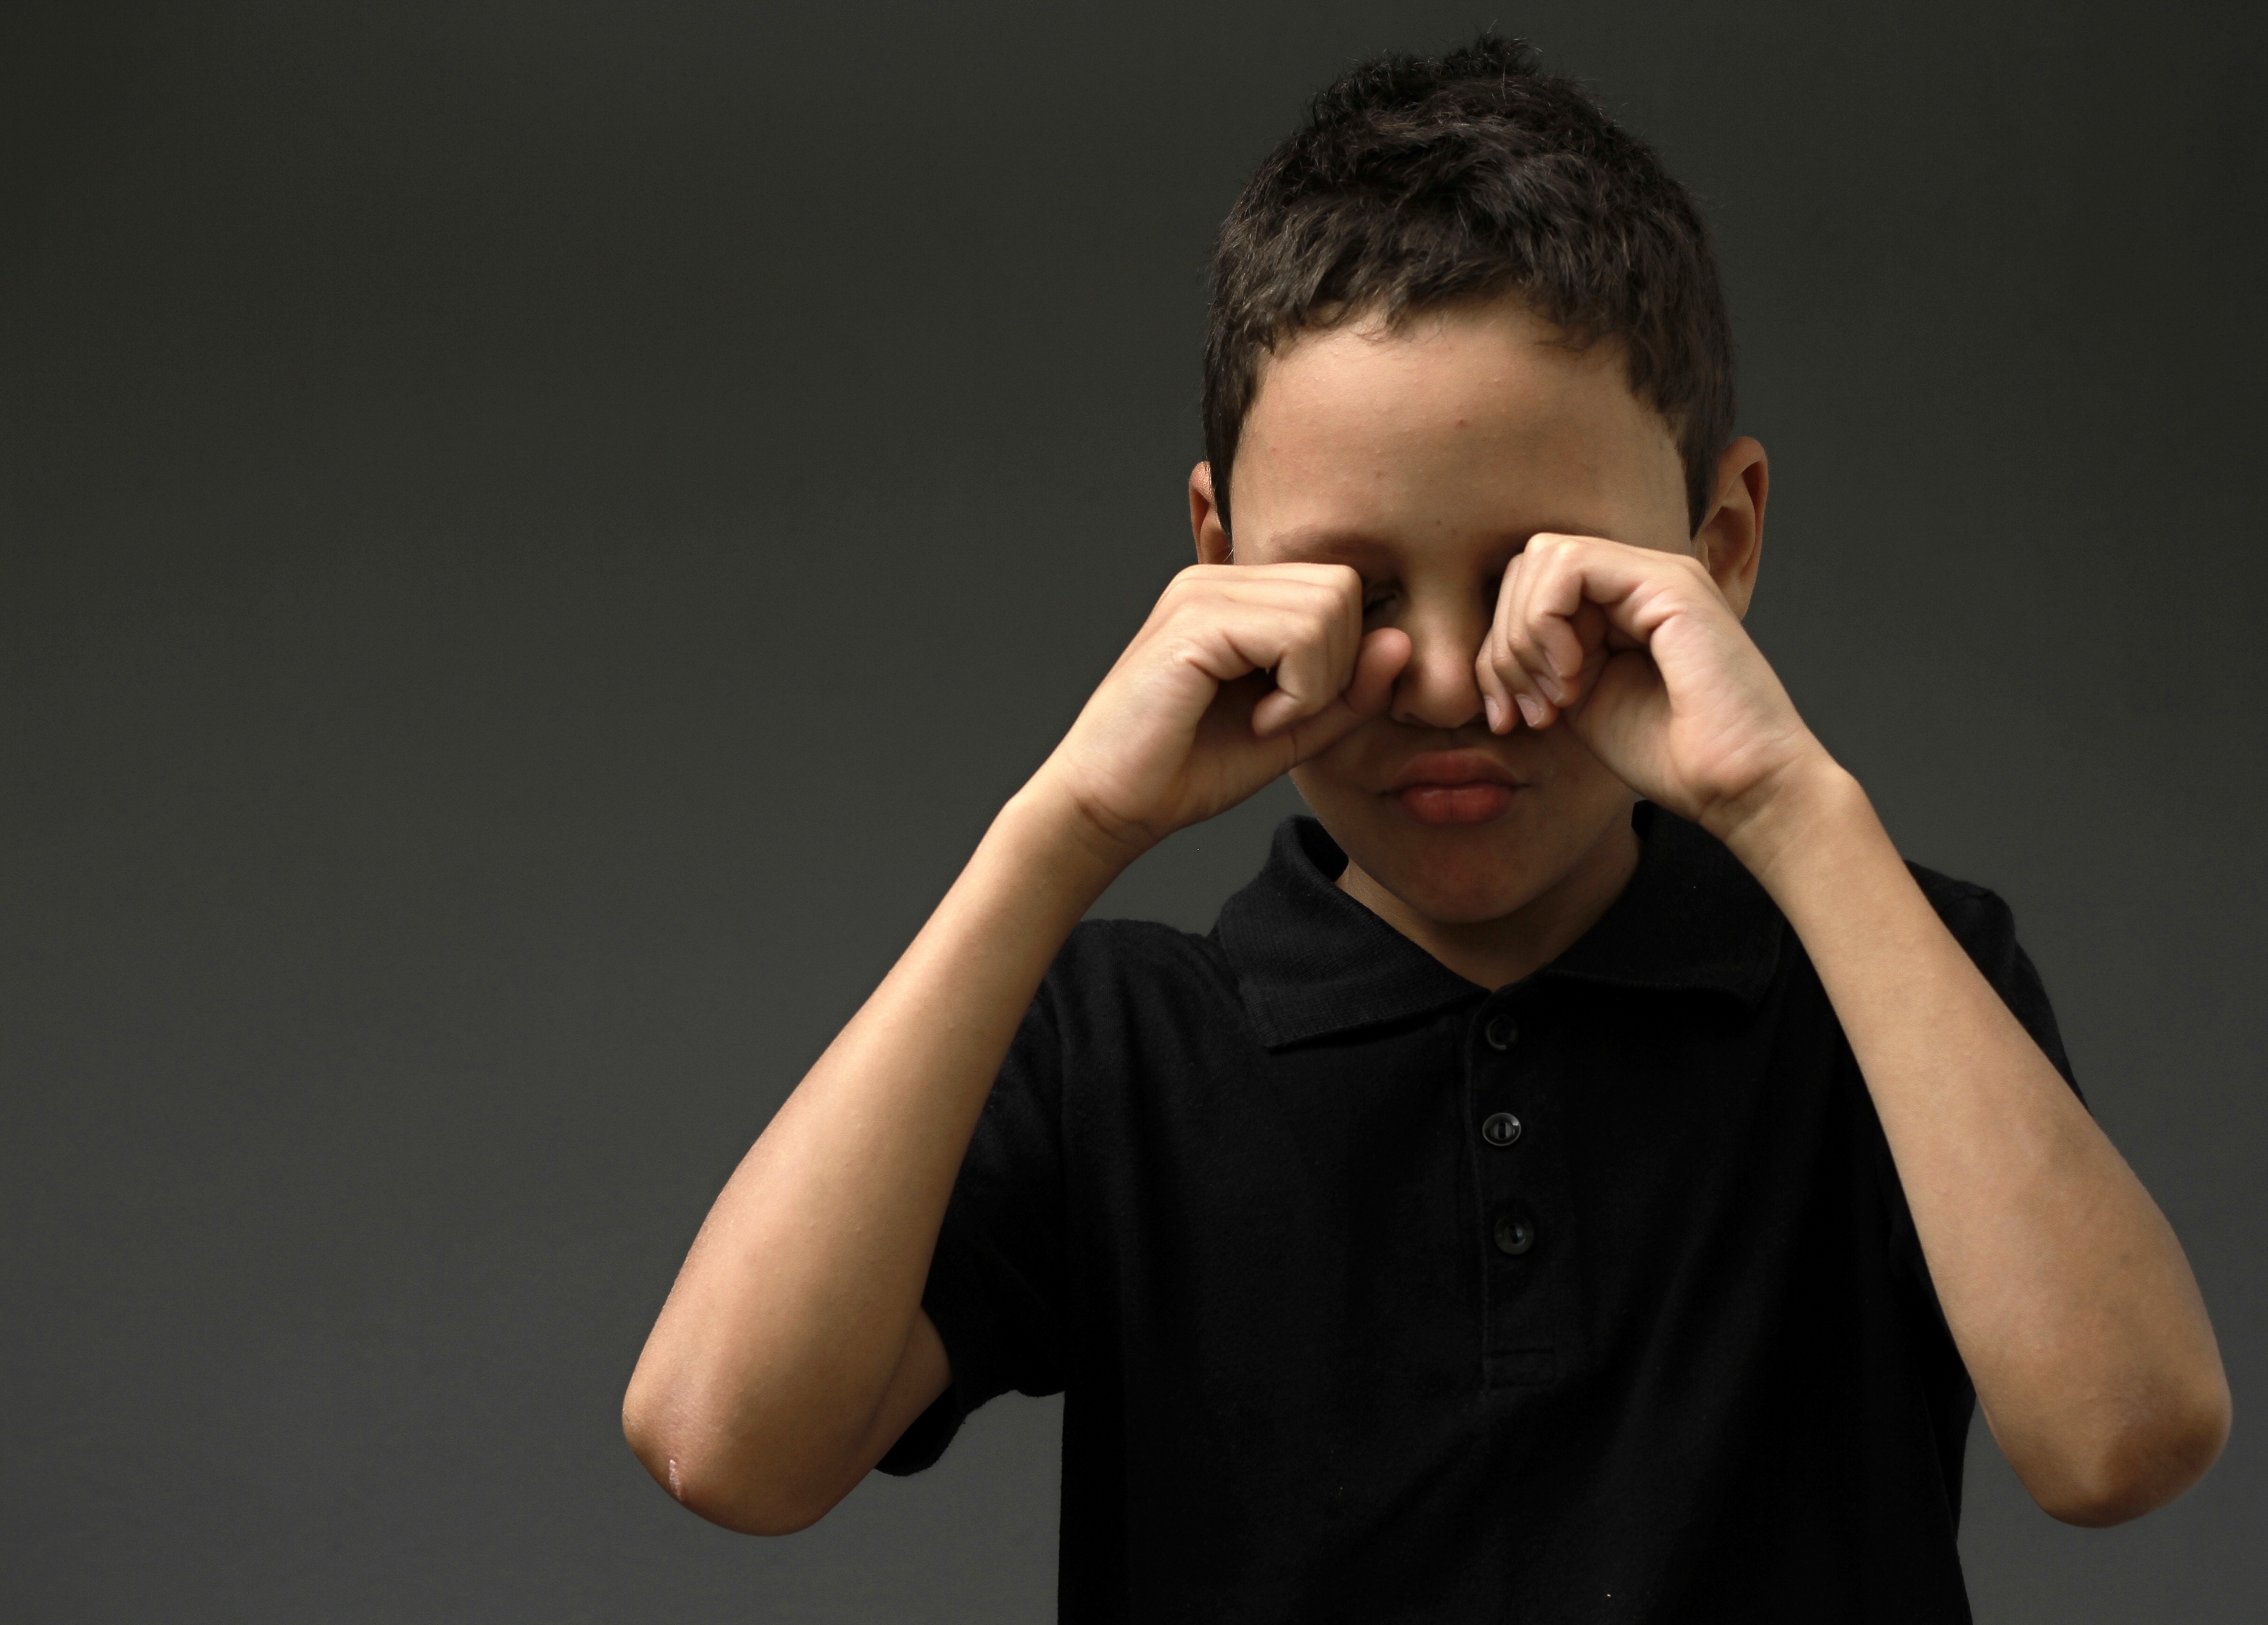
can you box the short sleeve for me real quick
[1874,868,2084,1303]
[873,973,1070,1475]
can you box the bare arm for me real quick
[1483,529,2230,1526]
[622,563,1410,1534]
[1725,768,2229,1525]
[621,792,1120,1533]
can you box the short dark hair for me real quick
[1202,35,1735,536]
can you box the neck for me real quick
[1337,814,1643,990]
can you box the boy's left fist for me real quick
[1475,533,1831,838]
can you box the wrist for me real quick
[989,774,1150,903]
[1703,749,1877,895]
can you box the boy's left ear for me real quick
[1694,437,1768,618]
[1189,462,1233,564]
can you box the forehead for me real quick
[1232,299,1686,557]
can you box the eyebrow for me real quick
[1256,526,1556,569]
[1256,527,1394,565]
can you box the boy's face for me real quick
[1197,298,1756,928]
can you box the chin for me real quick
[1299,775,1632,930]
[1350,825,1573,924]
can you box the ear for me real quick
[1189,462,1233,565]
[1693,437,1768,618]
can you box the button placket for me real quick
[1493,1210,1536,1255]
[1468,998,1558,1388]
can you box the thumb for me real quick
[1282,628,1410,763]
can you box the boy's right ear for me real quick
[1190,462,1234,564]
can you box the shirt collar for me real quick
[1213,804,1784,1049]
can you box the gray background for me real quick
[5,1,2262,1619]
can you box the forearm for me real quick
[619,558,1395,1530]
[1721,765,2229,1523]
[622,783,1127,1529]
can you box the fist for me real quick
[1474,533,1826,833]
[1033,563,1412,858]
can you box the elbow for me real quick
[671,1463,839,1538]
[621,1389,849,1538]
[2030,1379,2233,1528]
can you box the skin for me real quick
[623,298,2230,1537]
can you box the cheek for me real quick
[1286,764,1358,829]
[1286,720,1386,804]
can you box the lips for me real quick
[1386,750,1522,827]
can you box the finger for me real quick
[1474,643,1514,735]
[1342,625,1412,717]
[1514,539,1594,706]
[1524,534,1707,653]
[1281,627,1412,761]
[1501,537,1627,724]
[1534,608,1591,697]
[1556,598,1611,701]
[1173,570,1354,685]
[1485,551,1561,730]
[1474,609,1529,735]
[1248,578,1362,737]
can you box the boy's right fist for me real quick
[1029,563,1411,862]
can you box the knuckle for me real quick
[1161,565,1220,607]
[1268,561,1351,592]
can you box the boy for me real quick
[623,37,2228,1620]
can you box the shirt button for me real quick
[1493,1213,1537,1256]
[1481,1111,1523,1147]
[1484,1015,1518,1051]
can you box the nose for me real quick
[1388,599,1488,731]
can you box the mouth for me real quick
[1385,749,1523,827]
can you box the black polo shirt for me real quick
[877,805,2075,1623]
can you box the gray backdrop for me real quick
[6,1,2262,1619]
